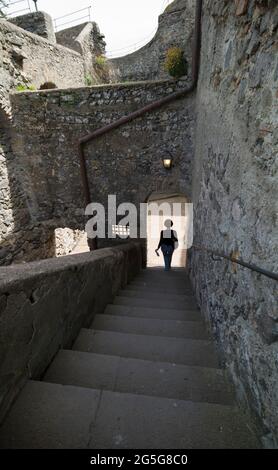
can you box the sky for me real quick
[6,0,173,57]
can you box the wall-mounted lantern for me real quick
[162,150,174,169]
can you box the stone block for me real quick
[9,12,56,44]
[235,0,249,16]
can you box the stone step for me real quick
[136,270,188,278]
[127,283,192,294]
[91,314,209,340]
[136,270,189,278]
[135,275,190,284]
[0,381,100,449]
[44,350,233,405]
[73,329,220,368]
[0,381,259,449]
[114,295,197,310]
[90,391,258,449]
[129,283,192,293]
[105,304,202,321]
[118,289,194,302]
[139,269,187,276]
[131,281,191,291]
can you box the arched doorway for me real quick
[146,192,191,268]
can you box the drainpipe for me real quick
[78,0,203,249]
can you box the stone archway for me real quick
[146,192,190,268]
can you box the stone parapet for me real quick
[0,241,144,424]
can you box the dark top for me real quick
[158,229,178,249]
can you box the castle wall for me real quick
[189,0,278,446]
[107,0,195,82]
[55,23,85,53]
[0,114,56,265]
[9,11,56,44]
[56,22,107,83]
[0,19,85,111]
[0,19,87,264]
[9,79,195,253]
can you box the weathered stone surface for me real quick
[9,11,56,44]
[0,241,143,425]
[189,0,278,447]
[9,79,195,251]
[56,22,106,83]
[0,18,98,265]
[107,0,194,83]
[0,13,86,262]
[0,19,84,102]
[54,227,85,257]
[235,0,249,17]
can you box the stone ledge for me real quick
[10,77,189,97]
[0,243,141,287]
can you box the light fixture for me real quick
[33,0,38,12]
[162,150,173,169]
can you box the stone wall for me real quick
[56,21,105,57]
[10,80,195,251]
[189,0,278,447]
[54,228,85,257]
[56,23,87,53]
[9,11,56,44]
[107,0,195,82]
[56,21,106,83]
[0,105,58,265]
[0,241,144,424]
[0,19,85,112]
[0,19,86,264]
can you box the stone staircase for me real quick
[0,268,259,449]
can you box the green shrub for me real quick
[85,74,94,86]
[16,84,36,92]
[164,47,187,78]
[95,55,107,67]
[94,55,109,83]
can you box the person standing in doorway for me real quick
[155,220,178,271]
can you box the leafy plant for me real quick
[95,55,107,67]
[164,47,188,78]
[16,84,36,92]
[94,55,110,83]
[85,74,94,86]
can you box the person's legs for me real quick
[168,247,174,269]
[164,253,170,271]
[161,245,173,271]
[161,245,168,270]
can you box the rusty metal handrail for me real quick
[192,245,278,281]
[77,0,203,209]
